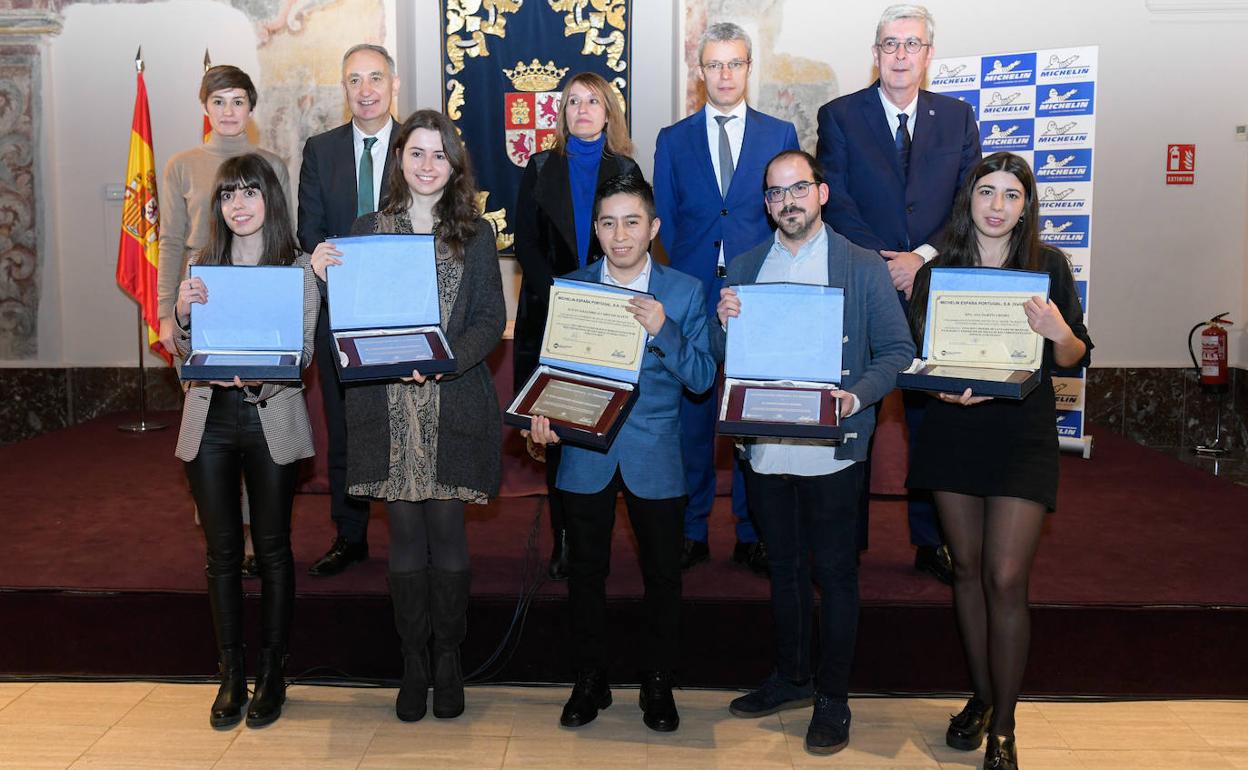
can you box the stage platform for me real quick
[2,413,1246,697]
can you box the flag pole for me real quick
[118,47,167,434]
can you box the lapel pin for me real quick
[929,109,936,116]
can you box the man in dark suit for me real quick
[815,4,980,583]
[297,43,400,576]
[654,22,800,574]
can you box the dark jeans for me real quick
[744,462,864,701]
[563,469,684,673]
[315,303,371,544]
[185,387,298,652]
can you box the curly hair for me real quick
[380,109,480,259]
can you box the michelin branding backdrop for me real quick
[929,46,1098,455]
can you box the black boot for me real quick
[390,571,430,721]
[246,647,287,728]
[429,568,471,718]
[548,529,570,580]
[210,645,247,729]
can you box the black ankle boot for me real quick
[947,696,994,750]
[246,647,287,728]
[390,571,430,721]
[209,646,247,729]
[548,529,569,580]
[429,569,471,718]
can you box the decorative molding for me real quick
[0,10,63,36]
[1145,0,1248,14]
[0,45,40,359]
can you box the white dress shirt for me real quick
[704,100,748,270]
[601,254,652,294]
[352,119,393,213]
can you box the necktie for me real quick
[715,115,736,197]
[895,113,911,179]
[357,136,378,217]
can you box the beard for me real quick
[777,205,816,240]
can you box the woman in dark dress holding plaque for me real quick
[311,110,504,723]
[906,152,1092,770]
[173,154,317,729]
[512,71,642,579]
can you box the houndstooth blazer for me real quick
[172,253,319,465]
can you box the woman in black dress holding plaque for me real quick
[906,152,1092,770]
[311,110,504,723]
[512,71,642,579]
[173,154,317,729]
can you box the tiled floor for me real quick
[1,682,1245,769]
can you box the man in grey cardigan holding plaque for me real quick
[711,150,914,756]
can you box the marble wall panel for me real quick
[1084,367,1123,435]
[0,368,68,444]
[1120,367,1185,448]
[0,42,40,359]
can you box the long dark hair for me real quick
[196,154,298,267]
[909,152,1058,340]
[380,110,480,258]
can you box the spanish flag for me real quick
[115,58,170,364]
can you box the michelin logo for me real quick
[981,89,1032,117]
[1038,184,1088,211]
[1036,82,1094,116]
[1039,215,1090,248]
[981,52,1036,86]
[1040,52,1092,80]
[1034,149,1092,182]
[980,120,1034,150]
[930,62,976,88]
[1036,119,1090,146]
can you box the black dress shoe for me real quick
[560,669,611,728]
[548,529,569,581]
[947,696,994,750]
[638,670,679,732]
[308,536,369,577]
[240,555,259,579]
[915,544,954,585]
[984,734,1018,770]
[679,538,709,571]
[731,541,769,577]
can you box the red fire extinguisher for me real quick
[1188,312,1231,394]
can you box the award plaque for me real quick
[326,234,456,382]
[504,278,649,450]
[180,265,304,383]
[718,282,846,442]
[897,267,1051,399]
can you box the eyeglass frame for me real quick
[874,37,931,55]
[763,180,819,204]
[700,58,751,73]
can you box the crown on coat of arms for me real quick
[504,60,568,92]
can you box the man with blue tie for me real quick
[297,44,401,577]
[654,21,800,574]
[527,175,716,733]
[815,4,980,583]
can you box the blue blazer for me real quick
[556,260,716,499]
[815,84,980,253]
[710,226,915,463]
[654,107,800,314]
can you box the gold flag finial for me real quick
[135,46,144,73]
[203,49,212,72]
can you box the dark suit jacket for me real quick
[296,119,400,252]
[653,106,800,314]
[815,84,980,253]
[512,148,642,388]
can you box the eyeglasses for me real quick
[876,37,930,55]
[764,181,817,204]
[700,59,750,73]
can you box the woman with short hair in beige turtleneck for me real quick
[157,65,289,354]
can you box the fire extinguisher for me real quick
[1187,312,1232,394]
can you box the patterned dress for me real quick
[348,213,487,505]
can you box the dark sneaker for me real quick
[805,694,850,755]
[729,672,813,718]
[731,540,770,577]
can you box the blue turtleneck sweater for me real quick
[566,134,606,267]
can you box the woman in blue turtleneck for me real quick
[513,71,643,579]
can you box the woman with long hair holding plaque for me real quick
[906,152,1092,770]
[311,110,504,723]
[172,154,317,729]
[512,72,642,580]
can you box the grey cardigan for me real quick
[343,216,506,496]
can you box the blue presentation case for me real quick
[326,234,456,382]
[504,277,649,451]
[897,266,1051,400]
[180,265,304,383]
[718,282,845,443]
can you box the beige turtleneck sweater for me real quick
[156,132,289,319]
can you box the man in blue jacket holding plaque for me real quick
[527,174,716,733]
[712,150,914,756]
